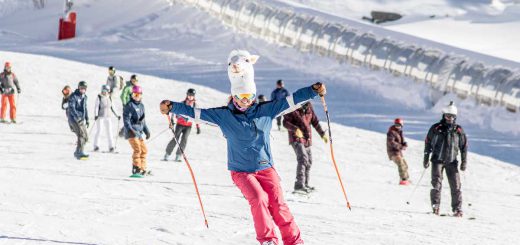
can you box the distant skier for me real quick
[163,88,201,162]
[68,81,90,160]
[386,118,410,185]
[283,102,328,193]
[119,74,138,136]
[424,101,468,217]
[160,50,324,245]
[257,94,266,102]
[106,66,123,96]
[0,62,21,124]
[270,79,289,131]
[123,85,151,177]
[93,85,121,152]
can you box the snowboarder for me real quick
[163,88,201,162]
[93,84,121,152]
[283,102,328,193]
[160,50,322,245]
[68,81,90,160]
[106,66,123,96]
[386,118,410,185]
[270,79,289,131]
[119,74,138,136]
[424,101,468,217]
[0,62,21,124]
[123,85,151,177]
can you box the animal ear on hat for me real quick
[248,55,259,64]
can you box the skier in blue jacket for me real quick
[160,50,325,245]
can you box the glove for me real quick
[312,82,326,97]
[145,131,150,140]
[196,127,201,135]
[322,135,329,144]
[117,115,121,120]
[86,121,90,128]
[17,89,21,94]
[160,100,173,114]
[295,128,304,138]
[423,153,430,169]
[95,116,99,121]
[460,160,467,171]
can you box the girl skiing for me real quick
[93,84,120,152]
[160,50,325,245]
[123,85,151,177]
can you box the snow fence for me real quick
[180,0,520,113]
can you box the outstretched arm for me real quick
[161,100,222,126]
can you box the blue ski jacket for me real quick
[170,86,318,172]
[123,98,149,139]
[270,87,289,101]
[67,89,89,123]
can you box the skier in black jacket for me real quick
[424,101,468,217]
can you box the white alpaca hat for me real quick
[227,49,259,97]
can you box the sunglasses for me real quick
[234,93,256,101]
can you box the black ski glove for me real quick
[17,89,21,94]
[423,153,430,169]
[460,160,467,171]
[86,121,90,128]
[145,131,151,140]
[196,127,201,134]
[95,116,99,121]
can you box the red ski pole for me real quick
[320,95,352,211]
[166,114,209,228]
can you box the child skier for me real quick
[93,84,121,152]
[163,88,201,162]
[160,50,324,245]
[123,85,151,177]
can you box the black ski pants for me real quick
[165,124,192,156]
[430,162,462,212]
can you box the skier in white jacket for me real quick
[93,85,121,152]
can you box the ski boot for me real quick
[108,147,115,153]
[10,119,16,124]
[305,185,316,192]
[162,153,170,161]
[293,183,311,194]
[76,152,89,160]
[0,118,7,123]
[93,146,99,152]
[399,179,410,185]
[174,154,182,162]
[453,210,463,217]
[130,166,144,178]
[432,205,440,215]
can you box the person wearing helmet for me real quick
[424,101,468,217]
[163,88,201,162]
[68,81,90,160]
[93,84,121,153]
[0,62,21,123]
[119,74,139,137]
[270,79,289,131]
[120,74,138,107]
[123,85,151,177]
[106,66,123,95]
[386,118,410,185]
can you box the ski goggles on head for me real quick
[234,93,256,101]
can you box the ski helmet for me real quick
[187,88,196,96]
[62,85,72,96]
[132,85,143,94]
[101,84,110,92]
[108,66,115,71]
[442,101,458,116]
[394,118,403,126]
[258,94,266,102]
[78,81,88,88]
